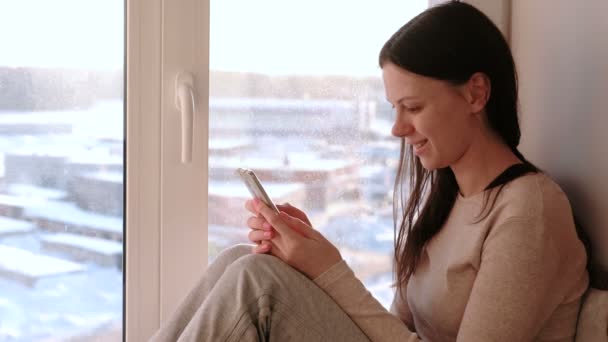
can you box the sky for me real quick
[0,0,124,69]
[210,0,427,76]
[0,0,426,76]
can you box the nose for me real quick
[391,114,414,138]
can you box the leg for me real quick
[152,245,371,342]
[150,244,253,341]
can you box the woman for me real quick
[151,1,589,341]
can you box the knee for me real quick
[224,254,311,296]
[220,243,254,261]
[211,243,254,270]
[229,252,292,277]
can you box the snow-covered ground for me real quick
[0,217,35,238]
[0,234,122,342]
[0,101,125,341]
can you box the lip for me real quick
[411,139,428,155]
[407,139,426,146]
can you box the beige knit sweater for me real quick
[313,172,589,341]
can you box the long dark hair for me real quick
[379,1,539,289]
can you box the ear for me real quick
[465,72,491,114]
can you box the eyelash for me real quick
[392,105,422,114]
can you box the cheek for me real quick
[422,108,472,163]
[420,132,466,170]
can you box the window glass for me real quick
[209,0,426,308]
[0,0,124,340]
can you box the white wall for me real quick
[511,0,608,275]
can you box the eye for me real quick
[392,103,422,116]
[405,106,422,114]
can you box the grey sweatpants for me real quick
[149,244,371,342]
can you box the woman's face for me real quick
[382,63,478,170]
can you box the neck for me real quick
[450,132,522,198]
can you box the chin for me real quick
[419,159,439,171]
[418,157,447,171]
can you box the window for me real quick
[0,0,431,339]
[208,0,427,308]
[0,0,124,340]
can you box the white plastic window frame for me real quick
[125,0,210,340]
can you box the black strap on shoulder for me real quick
[484,162,538,191]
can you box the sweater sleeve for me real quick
[456,217,565,341]
[313,260,420,342]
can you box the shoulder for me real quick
[492,172,572,222]
[482,172,588,282]
[481,171,586,264]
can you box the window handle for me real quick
[175,72,195,163]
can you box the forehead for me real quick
[382,63,442,103]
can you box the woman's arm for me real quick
[314,260,421,342]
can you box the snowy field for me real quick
[0,233,122,341]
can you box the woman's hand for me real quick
[245,201,308,253]
[244,199,342,279]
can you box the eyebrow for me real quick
[386,95,420,105]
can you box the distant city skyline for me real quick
[0,0,426,76]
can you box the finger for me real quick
[252,240,272,254]
[276,203,312,226]
[278,211,316,238]
[251,241,291,270]
[266,240,288,261]
[254,200,299,241]
[252,241,287,261]
[248,228,275,244]
[246,216,271,231]
[245,200,259,215]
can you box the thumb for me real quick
[279,211,317,239]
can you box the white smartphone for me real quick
[236,168,279,214]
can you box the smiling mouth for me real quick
[413,139,428,149]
